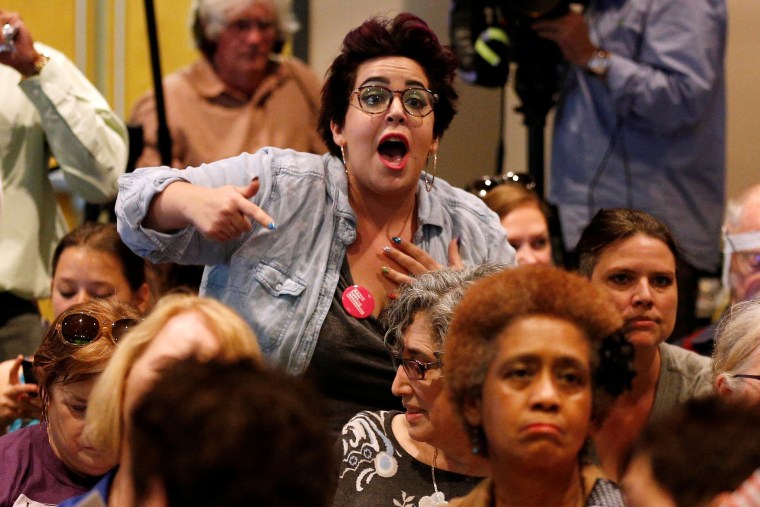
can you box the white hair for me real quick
[725,183,760,232]
[189,0,298,45]
[712,297,760,390]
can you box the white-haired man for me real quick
[130,0,325,168]
[681,184,760,354]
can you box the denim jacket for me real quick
[116,148,514,374]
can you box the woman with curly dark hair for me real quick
[445,265,635,507]
[116,13,513,433]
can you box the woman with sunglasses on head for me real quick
[479,177,555,267]
[0,298,141,507]
[445,265,635,507]
[58,293,263,507]
[0,222,151,435]
[575,208,713,481]
[335,264,505,506]
[116,13,513,434]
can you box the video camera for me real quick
[449,0,586,123]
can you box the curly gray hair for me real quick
[382,263,509,357]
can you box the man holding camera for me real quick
[0,9,127,358]
[534,0,727,335]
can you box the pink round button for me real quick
[341,285,375,319]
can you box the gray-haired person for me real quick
[129,0,325,169]
[334,264,508,507]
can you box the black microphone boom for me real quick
[143,0,172,166]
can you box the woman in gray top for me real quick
[576,208,713,481]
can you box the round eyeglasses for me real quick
[391,354,443,380]
[56,312,140,346]
[352,85,438,117]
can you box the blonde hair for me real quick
[712,298,760,389]
[84,294,263,461]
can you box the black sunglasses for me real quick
[56,312,139,346]
[733,374,760,382]
[464,172,537,198]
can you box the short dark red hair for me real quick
[318,13,459,158]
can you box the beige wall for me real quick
[6,0,757,199]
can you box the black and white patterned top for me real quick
[334,410,483,507]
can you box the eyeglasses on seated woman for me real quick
[334,264,508,507]
[445,264,635,507]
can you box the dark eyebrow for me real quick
[358,76,390,87]
[357,77,428,89]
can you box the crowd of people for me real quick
[0,1,757,506]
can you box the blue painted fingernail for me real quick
[392,237,402,244]
[268,223,277,230]
[382,246,392,253]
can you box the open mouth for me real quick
[378,135,409,170]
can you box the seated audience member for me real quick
[129,0,326,168]
[0,299,141,507]
[576,208,713,481]
[335,265,506,506]
[623,395,760,507]
[0,223,151,434]
[481,179,555,266]
[682,183,760,355]
[445,265,635,506]
[712,298,760,405]
[0,10,127,358]
[129,357,334,507]
[58,294,263,507]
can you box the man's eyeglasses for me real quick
[464,172,537,198]
[733,374,760,382]
[734,251,760,273]
[391,353,443,380]
[352,86,438,117]
[56,312,139,346]
[227,17,276,33]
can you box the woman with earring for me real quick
[116,13,513,434]
[334,265,503,506]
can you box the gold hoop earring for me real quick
[425,151,437,192]
[340,146,348,174]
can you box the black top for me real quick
[306,259,402,436]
